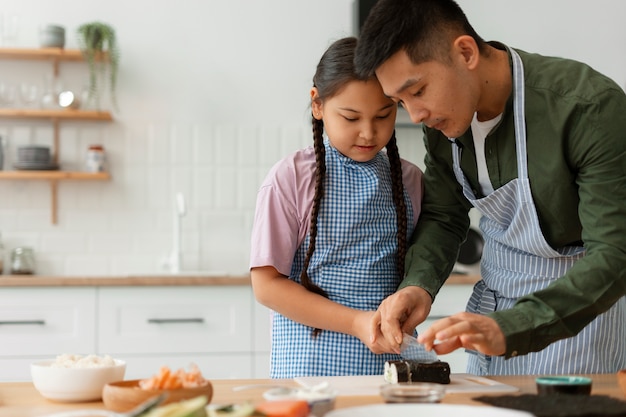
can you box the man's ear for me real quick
[453,35,480,70]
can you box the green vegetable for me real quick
[141,395,208,417]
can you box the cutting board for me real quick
[295,374,519,396]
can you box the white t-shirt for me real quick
[471,112,502,195]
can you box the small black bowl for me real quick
[536,376,592,396]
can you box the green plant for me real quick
[76,21,120,109]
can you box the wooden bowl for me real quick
[618,369,626,397]
[102,379,213,412]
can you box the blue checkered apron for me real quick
[450,48,626,376]
[270,141,414,378]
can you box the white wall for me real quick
[0,1,623,276]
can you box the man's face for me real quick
[375,49,477,139]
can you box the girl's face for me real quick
[311,78,397,162]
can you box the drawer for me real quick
[0,288,96,356]
[98,286,253,354]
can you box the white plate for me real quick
[326,403,533,417]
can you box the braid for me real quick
[302,117,329,337]
[300,117,328,300]
[386,132,408,280]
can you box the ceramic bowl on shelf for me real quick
[102,379,213,412]
[535,376,592,396]
[31,357,126,402]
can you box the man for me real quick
[354,0,626,375]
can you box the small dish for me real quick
[102,379,213,412]
[535,376,592,396]
[380,382,446,403]
[263,386,337,416]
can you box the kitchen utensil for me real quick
[399,333,438,362]
[102,379,213,412]
[535,376,592,395]
[326,403,533,417]
[10,246,36,274]
[379,382,445,403]
[41,393,167,417]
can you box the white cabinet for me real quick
[0,287,97,381]
[0,285,267,382]
[415,284,474,373]
[98,286,255,380]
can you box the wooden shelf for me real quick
[0,170,111,224]
[0,108,112,121]
[1,47,114,225]
[0,171,110,180]
[0,47,108,76]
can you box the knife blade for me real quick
[399,333,439,363]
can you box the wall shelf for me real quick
[0,47,108,76]
[0,47,114,225]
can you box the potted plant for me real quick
[76,21,120,110]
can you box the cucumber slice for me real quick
[207,403,256,417]
[141,395,209,417]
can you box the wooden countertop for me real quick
[0,273,480,287]
[0,374,623,417]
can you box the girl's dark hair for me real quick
[303,36,408,335]
[354,0,486,78]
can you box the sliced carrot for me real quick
[255,400,310,417]
[139,364,208,391]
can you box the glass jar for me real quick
[85,144,106,172]
[10,247,36,275]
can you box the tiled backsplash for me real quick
[0,120,425,276]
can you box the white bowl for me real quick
[31,358,126,402]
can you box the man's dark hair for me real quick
[354,0,486,77]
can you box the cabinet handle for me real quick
[147,318,205,324]
[0,320,46,325]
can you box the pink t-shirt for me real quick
[250,146,424,276]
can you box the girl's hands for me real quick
[353,310,399,354]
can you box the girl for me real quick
[249,37,423,378]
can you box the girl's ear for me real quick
[310,87,323,120]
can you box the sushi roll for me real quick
[384,360,451,384]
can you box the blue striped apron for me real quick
[270,141,414,378]
[450,49,626,376]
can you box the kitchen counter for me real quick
[0,374,622,416]
[0,273,480,287]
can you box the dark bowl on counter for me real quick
[536,376,592,396]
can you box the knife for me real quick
[399,333,439,363]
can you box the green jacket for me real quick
[401,45,626,357]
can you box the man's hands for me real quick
[370,286,433,353]
[417,312,506,356]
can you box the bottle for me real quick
[85,145,106,172]
[10,247,36,275]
